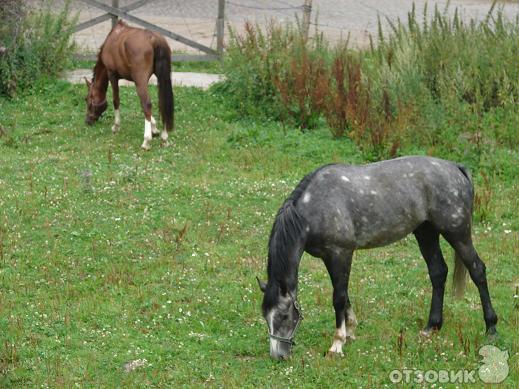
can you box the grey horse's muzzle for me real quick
[267,294,303,359]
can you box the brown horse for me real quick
[85,20,174,150]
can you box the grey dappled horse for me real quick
[257,156,497,360]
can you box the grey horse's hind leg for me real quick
[323,249,357,354]
[414,222,448,335]
[443,232,498,335]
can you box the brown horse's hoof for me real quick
[325,350,344,359]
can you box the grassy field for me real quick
[0,80,517,387]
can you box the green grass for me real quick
[0,81,517,386]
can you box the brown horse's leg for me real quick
[109,74,120,133]
[150,116,159,136]
[135,80,153,150]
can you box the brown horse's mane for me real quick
[91,42,106,81]
[92,21,129,80]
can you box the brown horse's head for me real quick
[84,77,107,125]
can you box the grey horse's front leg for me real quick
[323,249,357,355]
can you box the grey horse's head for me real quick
[257,278,302,360]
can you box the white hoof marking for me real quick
[329,320,350,355]
[151,116,159,135]
[345,307,358,339]
[328,341,344,355]
[112,108,121,133]
[161,128,169,147]
[142,118,152,150]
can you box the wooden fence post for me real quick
[302,0,312,39]
[217,0,225,58]
[111,0,119,28]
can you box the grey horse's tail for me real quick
[452,163,472,299]
[453,252,468,299]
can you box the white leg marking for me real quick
[151,116,159,135]
[141,119,152,150]
[328,307,358,355]
[111,109,121,133]
[161,125,169,147]
[345,307,357,339]
[329,321,346,355]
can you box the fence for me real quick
[37,1,509,62]
[68,1,316,61]
[74,0,223,61]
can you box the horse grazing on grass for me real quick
[84,20,174,150]
[257,156,498,360]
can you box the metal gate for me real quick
[74,0,225,61]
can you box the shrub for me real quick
[0,0,77,97]
[220,20,332,125]
[219,21,285,119]
[219,3,518,160]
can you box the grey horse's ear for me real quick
[256,276,267,293]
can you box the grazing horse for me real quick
[84,20,174,150]
[257,156,498,360]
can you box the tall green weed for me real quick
[218,2,519,160]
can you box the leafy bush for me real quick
[0,0,76,97]
[219,22,288,120]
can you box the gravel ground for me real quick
[65,69,223,88]
[26,1,519,53]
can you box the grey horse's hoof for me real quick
[485,328,498,343]
[419,327,438,338]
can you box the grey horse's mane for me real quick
[266,165,336,291]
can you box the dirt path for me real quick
[64,69,223,89]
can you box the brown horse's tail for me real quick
[153,42,174,131]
